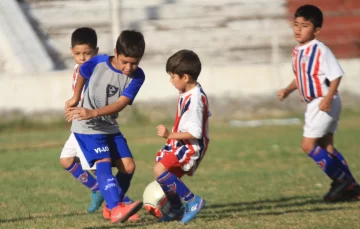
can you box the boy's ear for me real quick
[113,48,117,56]
[184,74,191,82]
[95,47,99,55]
[314,27,321,36]
[70,47,74,56]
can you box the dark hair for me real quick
[295,5,323,28]
[166,50,202,81]
[115,30,145,58]
[71,27,97,49]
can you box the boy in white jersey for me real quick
[154,50,210,224]
[59,28,137,218]
[59,27,104,212]
[278,5,359,202]
[64,30,145,223]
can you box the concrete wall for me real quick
[1,59,359,113]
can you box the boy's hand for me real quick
[277,89,290,101]
[319,97,332,112]
[157,125,169,139]
[65,107,97,122]
[65,97,79,110]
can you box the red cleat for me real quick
[110,201,143,223]
[103,204,140,221]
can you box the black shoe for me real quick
[341,184,360,201]
[323,179,353,202]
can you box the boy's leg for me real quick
[107,133,142,221]
[303,95,353,201]
[302,137,352,201]
[154,152,205,224]
[115,169,134,203]
[320,133,358,185]
[319,134,360,200]
[74,133,142,223]
[60,133,103,213]
[109,133,136,201]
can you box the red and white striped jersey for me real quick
[72,64,79,95]
[156,84,210,175]
[173,84,210,141]
[292,39,344,103]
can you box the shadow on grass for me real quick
[198,195,359,221]
[0,211,88,224]
[82,220,158,229]
[1,195,358,228]
[82,195,360,229]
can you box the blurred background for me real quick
[1,0,360,122]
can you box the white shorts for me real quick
[303,94,341,138]
[59,133,96,170]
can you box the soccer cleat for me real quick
[158,205,185,222]
[340,184,360,201]
[103,204,141,221]
[87,191,105,213]
[323,179,353,202]
[110,201,143,223]
[180,196,205,224]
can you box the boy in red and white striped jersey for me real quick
[154,50,210,224]
[278,5,359,202]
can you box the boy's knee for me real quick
[114,158,136,174]
[301,142,314,154]
[153,162,167,178]
[124,161,136,174]
[59,157,75,169]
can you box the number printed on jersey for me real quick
[94,146,110,154]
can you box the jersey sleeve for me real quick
[181,96,204,139]
[79,55,107,80]
[321,47,344,81]
[122,67,145,104]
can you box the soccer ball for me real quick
[143,180,171,218]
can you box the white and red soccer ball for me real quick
[143,180,171,218]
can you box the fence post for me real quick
[110,0,122,45]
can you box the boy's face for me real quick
[169,72,188,93]
[113,53,141,75]
[71,44,98,65]
[293,17,320,45]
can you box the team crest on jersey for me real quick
[317,160,326,170]
[78,172,89,183]
[166,184,177,192]
[301,55,309,63]
[107,84,119,97]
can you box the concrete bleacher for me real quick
[0,0,54,73]
[17,0,293,69]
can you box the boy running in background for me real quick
[277,5,359,202]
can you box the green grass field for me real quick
[1,112,360,229]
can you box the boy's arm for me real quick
[66,95,131,122]
[157,125,197,140]
[157,101,205,140]
[65,74,85,109]
[92,96,131,117]
[285,79,297,93]
[278,79,297,101]
[319,77,341,112]
[66,68,145,122]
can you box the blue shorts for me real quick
[74,132,132,167]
